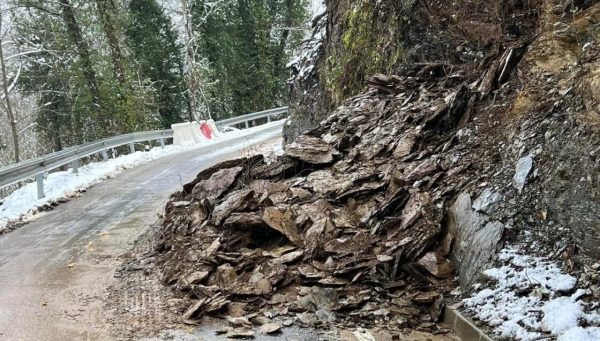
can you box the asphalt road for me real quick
[0,123,283,341]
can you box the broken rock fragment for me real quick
[417,252,454,278]
[275,250,304,264]
[393,134,416,158]
[224,213,264,228]
[259,322,282,334]
[513,155,533,192]
[216,264,237,287]
[212,189,256,224]
[285,135,337,164]
[472,188,502,214]
[192,166,243,201]
[181,270,210,287]
[400,192,431,230]
[262,207,303,246]
[226,328,254,339]
[404,159,439,183]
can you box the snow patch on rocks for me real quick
[464,249,600,340]
[558,327,600,341]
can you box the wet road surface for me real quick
[0,124,283,341]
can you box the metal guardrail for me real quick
[0,107,288,199]
[216,107,288,128]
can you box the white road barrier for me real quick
[172,122,206,146]
[207,119,223,138]
[172,120,222,146]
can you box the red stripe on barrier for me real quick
[200,122,213,140]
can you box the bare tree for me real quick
[95,0,125,85]
[0,10,19,163]
[176,0,234,121]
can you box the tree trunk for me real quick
[181,0,213,121]
[95,0,125,85]
[274,0,293,73]
[181,0,197,121]
[0,15,19,163]
[59,0,104,120]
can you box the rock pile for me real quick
[152,68,480,338]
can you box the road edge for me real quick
[443,305,494,341]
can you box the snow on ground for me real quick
[463,248,600,341]
[0,120,285,232]
[260,140,285,162]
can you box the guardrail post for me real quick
[36,173,45,200]
[129,143,135,154]
[101,150,108,161]
[245,121,249,129]
[71,160,79,174]
[159,138,165,148]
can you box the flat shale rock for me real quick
[262,206,304,246]
[212,189,256,224]
[259,322,282,334]
[285,135,337,164]
[192,166,243,201]
[224,213,264,228]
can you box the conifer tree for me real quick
[126,0,186,127]
[192,0,308,119]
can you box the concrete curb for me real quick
[443,305,494,341]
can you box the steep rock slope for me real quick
[288,0,600,272]
[285,0,540,142]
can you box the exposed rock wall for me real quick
[447,192,504,287]
[285,0,540,143]
[446,2,600,284]
[284,0,600,287]
[508,2,600,259]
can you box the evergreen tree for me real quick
[192,0,308,119]
[13,1,88,148]
[126,0,186,127]
[95,0,126,85]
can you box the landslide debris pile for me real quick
[152,69,481,337]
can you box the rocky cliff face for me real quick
[286,0,600,283]
[285,0,540,143]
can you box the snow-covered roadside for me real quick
[463,248,600,341]
[0,120,285,232]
